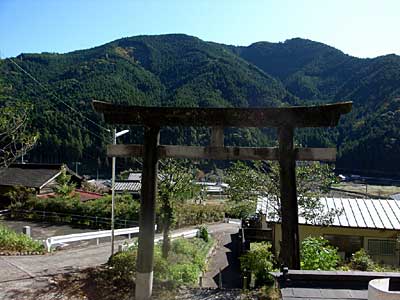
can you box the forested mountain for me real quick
[1,34,399,176]
[234,38,400,175]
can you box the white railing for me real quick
[122,229,200,250]
[154,229,199,243]
[44,226,139,252]
[0,209,10,216]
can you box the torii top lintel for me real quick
[92,100,352,128]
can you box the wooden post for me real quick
[135,126,160,300]
[211,126,224,147]
[278,126,300,269]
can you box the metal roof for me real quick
[391,193,400,201]
[257,197,400,230]
[114,181,141,192]
[127,173,142,181]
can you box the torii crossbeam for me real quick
[93,100,352,300]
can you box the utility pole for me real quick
[111,129,116,256]
[73,161,81,175]
[110,128,129,256]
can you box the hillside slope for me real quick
[236,38,400,175]
[1,35,399,175]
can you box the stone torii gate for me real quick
[93,100,352,300]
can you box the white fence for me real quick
[121,228,200,251]
[0,209,10,216]
[45,227,202,252]
[154,229,199,243]
[45,226,139,252]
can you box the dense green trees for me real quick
[1,34,399,175]
[158,159,196,258]
[225,161,342,225]
[0,99,38,167]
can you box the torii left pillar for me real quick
[135,126,159,300]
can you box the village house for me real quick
[257,196,400,267]
[0,163,99,205]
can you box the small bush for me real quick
[9,193,139,229]
[300,236,340,270]
[225,201,256,219]
[107,250,137,285]
[174,204,225,227]
[350,248,374,271]
[106,237,213,286]
[197,225,209,242]
[240,242,275,286]
[0,225,44,253]
[167,263,199,284]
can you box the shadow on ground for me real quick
[212,232,242,289]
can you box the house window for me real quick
[368,239,396,256]
[324,235,362,257]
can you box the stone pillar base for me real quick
[135,271,153,300]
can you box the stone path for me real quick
[202,224,241,289]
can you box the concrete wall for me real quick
[368,278,400,300]
[272,223,400,266]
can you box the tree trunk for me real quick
[162,217,171,259]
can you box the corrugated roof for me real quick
[115,181,141,192]
[257,197,400,230]
[391,193,400,201]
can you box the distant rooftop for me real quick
[127,172,141,181]
[0,163,81,189]
[115,180,141,193]
[391,193,400,201]
[258,196,400,230]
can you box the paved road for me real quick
[0,222,239,299]
[202,223,241,288]
[1,220,98,241]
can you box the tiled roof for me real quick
[115,181,141,192]
[37,190,103,201]
[257,197,400,230]
[0,163,81,189]
[0,164,61,188]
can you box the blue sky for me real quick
[1,0,399,58]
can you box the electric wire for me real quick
[7,57,110,133]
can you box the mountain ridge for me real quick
[1,34,399,176]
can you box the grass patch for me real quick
[0,224,44,253]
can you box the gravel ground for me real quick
[174,287,246,300]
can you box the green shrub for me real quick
[167,263,199,284]
[197,225,209,242]
[300,236,340,270]
[9,193,139,228]
[225,201,256,219]
[350,248,374,271]
[174,204,225,228]
[106,237,213,286]
[240,242,275,286]
[0,225,44,253]
[107,250,137,285]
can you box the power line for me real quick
[6,57,110,133]
[6,70,105,142]
[3,56,126,170]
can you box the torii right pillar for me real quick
[279,125,300,269]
